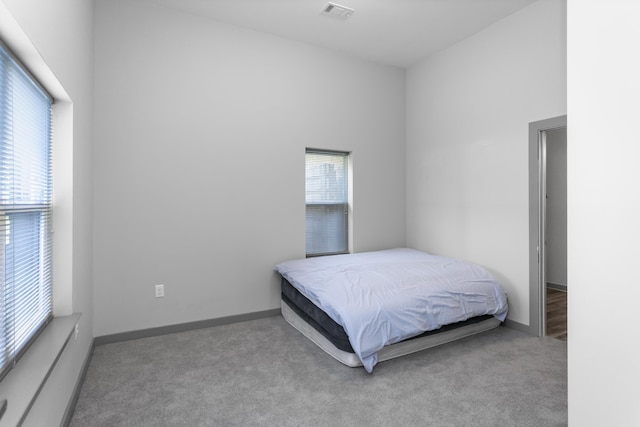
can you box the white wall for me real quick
[568,0,640,425]
[0,0,94,424]
[93,0,406,337]
[405,0,566,326]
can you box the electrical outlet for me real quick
[155,284,165,298]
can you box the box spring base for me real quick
[280,293,501,368]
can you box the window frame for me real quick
[0,40,54,382]
[305,148,350,257]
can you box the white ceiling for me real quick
[147,0,537,68]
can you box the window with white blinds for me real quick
[0,43,53,381]
[305,149,349,257]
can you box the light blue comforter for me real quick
[274,248,508,373]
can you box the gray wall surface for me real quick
[92,0,407,337]
[405,0,567,325]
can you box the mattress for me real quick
[275,248,508,372]
[281,277,354,352]
[281,279,501,368]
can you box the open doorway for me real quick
[529,115,567,339]
[544,127,567,340]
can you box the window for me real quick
[305,149,349,256]
[0,43,53,380]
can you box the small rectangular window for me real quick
[0,42,53,381]
[305,149,349,257]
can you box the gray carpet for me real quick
[70,316,567,426]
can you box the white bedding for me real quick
[274,248,508,372]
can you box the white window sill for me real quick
[0,313,81,426]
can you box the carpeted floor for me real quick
[70,316,567,426]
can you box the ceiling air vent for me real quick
[321,2,355,20]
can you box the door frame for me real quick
[529,115,567,337]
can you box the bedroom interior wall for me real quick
[568,0,640,424]
[92,0,406,337]
[405,0,567,326]
[0,0,94,425]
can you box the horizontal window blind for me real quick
[305,149,349,256]
[0,43,53,381]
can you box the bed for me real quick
[274,248,508,372]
